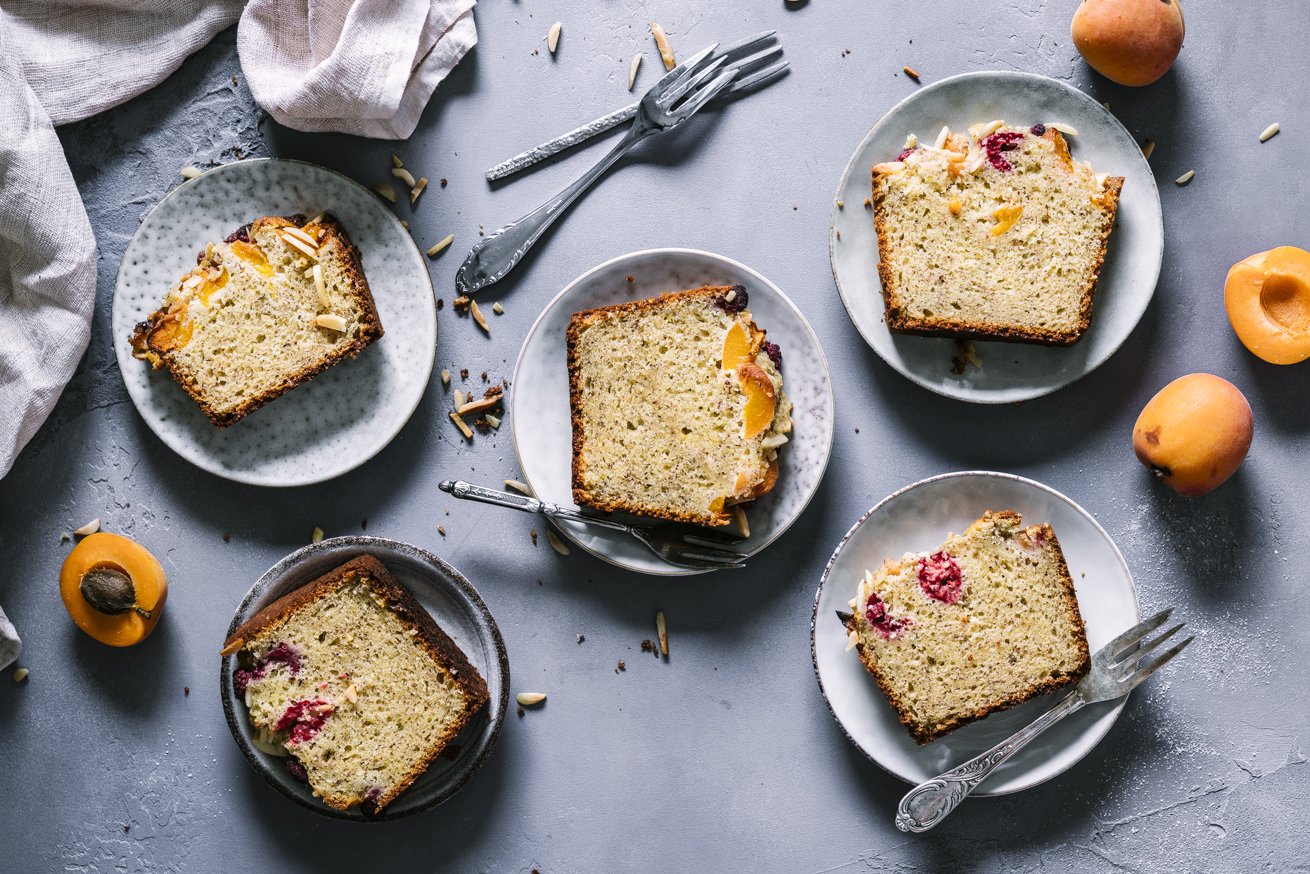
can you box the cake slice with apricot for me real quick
[566,285,793,526]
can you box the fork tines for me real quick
[1110,608,1194,690]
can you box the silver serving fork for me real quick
[892,607,1193,832]
[439,480,749,570]
[454,41,745,297]
[485,31,788,182]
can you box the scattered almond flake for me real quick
[1175,169,1196,185]
[284,226,319,249]
[546,529,570,556]
[1260,123,1280,143]
[469,300,490,333]
[979,119,1005,137]
[302,265,316,279]
[491,302,504,315]
[504,479,535,497]
[182,274,205,290]
[307,212,327,226]
[279,232,319,261]
[453,388,466,407]
[391,166,417,188]
[344,684,358,703]
[836,200,845,209]
[651,22,675,70]
[440,368,451,386]
[456,392,503,416]
[314,313,348,332]
[1049,122,1078,136]
[311,526,324,543]
[438,525,446,536]
[725,288,737,303]
[732,506,750,539]
[628,53,643,90]
[400,220,409,229]
[12,667,29,683]
[391,154,404,169]
[60,532,70,543]
[547,21,561,54]
[932,125,950,149]
[449,411,474,439]
[427,234,454,258]
[410,177,428,204]
[72,518,100,537]
[516,692,547,706]
[372,183,397,203]
[1142,139,1156,160]
[845,630,859,652]
[180,165,202,180]
[656,610,668,656]
[902,65,921,81]
[485,414,502,429]
[312,264,329,308]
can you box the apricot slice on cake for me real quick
[721,321,756,371]
[737,362,777,439]
[1225,246,1310,364]
[60,532,167,646]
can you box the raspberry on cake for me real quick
[223,555,488,815]
[130,214,383,427]
[841,511,1090,744]
[872,121,1124,346]
[566,285,793,527]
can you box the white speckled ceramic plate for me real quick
[221,537,509,821]
[112,159,435,486]
[812,471,1139,795]
[510,248,834,576]
[831,71,1163,403]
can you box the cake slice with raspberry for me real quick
[222,554,488,814]
[840,511,1090,743]
[872,121,1123,345]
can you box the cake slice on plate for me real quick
[566,285,793,527]
[223,554,488,814]
[130,214,383,427]
[872,121,1123,345]
[841,511,1090,744]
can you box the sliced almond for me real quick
[427,234,454,258]
[179,165,202,180]
[314,314,347,332]
[457,393,503,416]
[485,414,502,429]
[469,300,490,333]
[844,630,859,652]
[453,388,466,407]
[373,183,397,203]
[656,610,668,656]
[72,518,100,537]
[1141,139,1156,160]
[391,154,404,169]
[440,368,451,386]
[978,119,1005,137]
[410,177,428,204]
[504,479,535,497]
[279,232,319,261]
[282,226,320,249]
[1175,169,1196,185]
[449,411,474,439]
[902,65,921,82]
[1259,123,1280,143]
[391,166,417,188]
[344,684,358,704]
[628,53,643,90]
[731,506,750,539]
[546,529,570,555]
[547,21,562,54]
[1048,122,1079,136]
[219,638,244,657]
[491,302,504,315]
[312,264,329,308]
[932,125,950,150]
[12,667,29,683]
[652,22,675,70]
[307,212,327,226]
[516,692,547,706]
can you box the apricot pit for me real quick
[60,532,167,646]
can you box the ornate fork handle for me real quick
[485,103,638,182]
[895,688,1086,832]
[439,480,633,533]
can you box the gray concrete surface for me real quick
[2,2,1308,871]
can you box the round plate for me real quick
[220,536,509,820]
[511,248,835,576]
[112,159,436,486]
[830,71,1163,404]
[811,471,1139,795]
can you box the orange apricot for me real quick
[721,321,755,372]
[1225,246,1310,364]
[737,363,777,440]
[1132,373,1252,497]
[1072,0,1185,86]
[60,532,167,646]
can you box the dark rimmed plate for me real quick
[220,536,509,820]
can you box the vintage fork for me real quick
[438,481,750,570]
[454,43,742,297]
[892,607,1194,832]
[484,31,787,182]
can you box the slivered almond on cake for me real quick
[130,214,383,427]
[223,555,488,815]
[566,285,793,527]
[841,511,1090,744]
[872,121,1123,345]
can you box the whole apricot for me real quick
[1225,246,1310,364]
[1072,0,1185,86]
[1133,374,1252,497]
[60,532,167,646]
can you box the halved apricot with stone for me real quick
[60,532,167,646]
[1225,247,1310,364]
[737,363,776,439]
[721,321,755,372]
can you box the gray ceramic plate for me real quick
[220,537,509,820]
[510,248,835,576]
[811,471,1139,795]
[112,159,436,486]
[830,71,1163,403]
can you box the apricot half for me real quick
[737,363,777,440]
[60,532,167,646]
[1072,0,1185,86]
[721,322,755,372]
[1225,246,1310,364]
[1133,373,1252,497]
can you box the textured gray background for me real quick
[2,1,1308,871]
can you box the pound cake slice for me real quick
[567,285,793,526]
[130,214,383,427]
[222,554,488,815]
[872,121,1124,345]
[841,511,1090,744]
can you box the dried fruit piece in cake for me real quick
[842,511,1090,744]
[567,285,793,526]
[130,215,383,427]
[871,122,1123,345]
[223,555,488,814]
